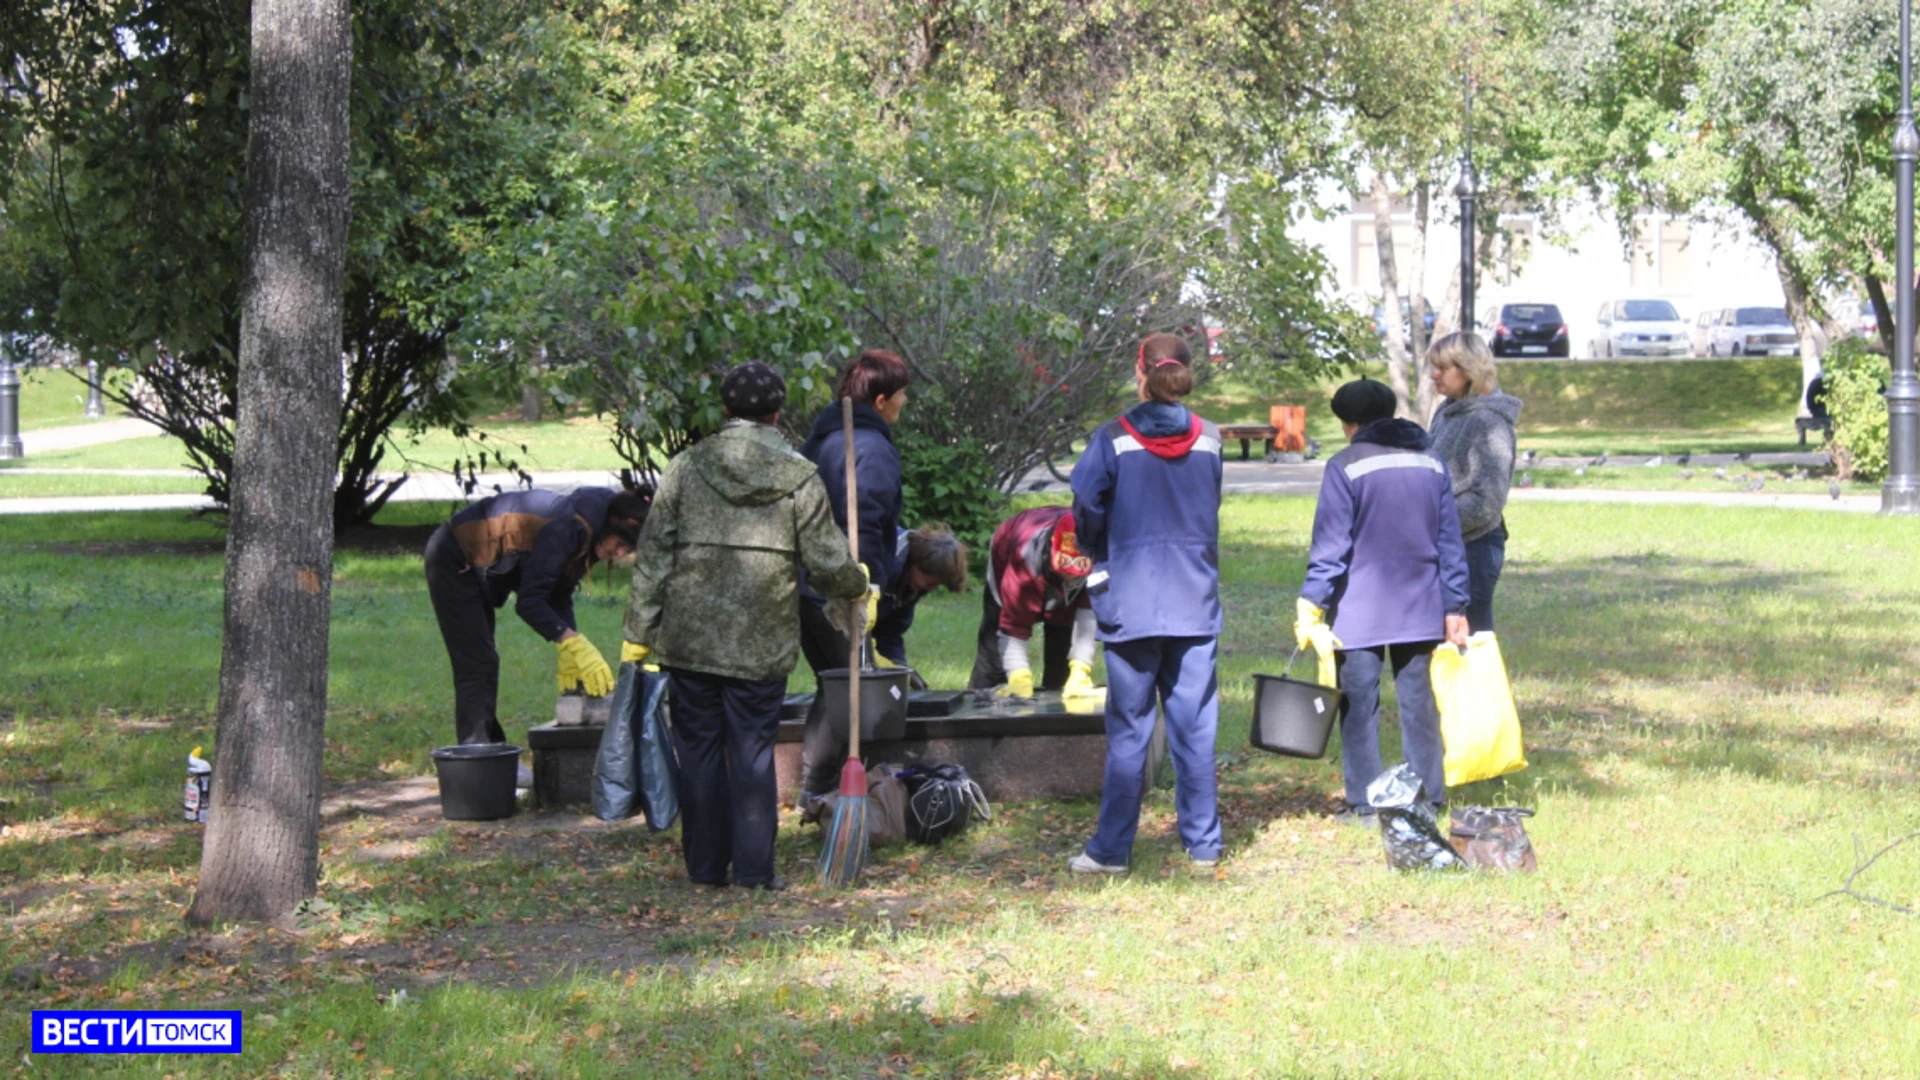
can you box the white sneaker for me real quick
[515,763,534,789]
[1067,852,1128,875]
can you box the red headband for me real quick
[1136,341,1185,377]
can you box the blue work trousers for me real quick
[1335,642,1446,810]
[1086,636,1223,865]
[665,668,787,887]
[1464,522,1507,634]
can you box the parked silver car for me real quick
[1591,298,1689,358]
[1706,307,1798,357]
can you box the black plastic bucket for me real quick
[818,667,912,743]
[1249,667,1341,759]
[430,743,522,821]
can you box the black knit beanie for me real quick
[720,361,787,418]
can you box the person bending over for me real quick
[424,485,649,745]
[968,505,1097,698]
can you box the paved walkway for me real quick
[18,417,162,454]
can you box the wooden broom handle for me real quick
[842,396,860,760]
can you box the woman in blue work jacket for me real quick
[1066,333,1225,873]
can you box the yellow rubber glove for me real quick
[557,634,614,697]
[873,653,900,669]
[996,668,1035,699]
[620,641,651,665]
[1293,598,1342,688]
[1062,659,1097,697]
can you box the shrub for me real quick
[1825,338,1888,481]
[895,426,1005,570]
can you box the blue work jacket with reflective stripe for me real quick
[1069,406,1224,643]
[1301,419,1470,649]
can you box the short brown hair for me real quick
[905,522,967,592]
[1138,333,1195,402]
[838,349,910,405]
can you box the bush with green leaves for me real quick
[1824,338,1889,481]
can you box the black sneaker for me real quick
[737,876,786,893]
[1331,807,1378,829]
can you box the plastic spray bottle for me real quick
[184,746,211,824]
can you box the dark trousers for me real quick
[665,668,787,887]
[1336,642,1445,810]
[424,524,505,745]
[798,598,852,798]
[1464,523,1507,634]
[1086,636,1222,865]
[967,587,1071,690]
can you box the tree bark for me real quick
[1755,213,1828,418]
[188,0,352,928]
[1370,173,1412,418]
[1409,182,1435,421]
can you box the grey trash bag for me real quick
[1366,763,1463,872]
[593,663,676,828]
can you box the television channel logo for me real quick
[32,1011,243,1055]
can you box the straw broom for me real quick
[818,396,870,888]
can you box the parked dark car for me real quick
[1488,302,1569,358]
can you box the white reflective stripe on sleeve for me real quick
[1343,452,1447,481]
[1112,435,1143,454]
[998,632,1032,677]
[1087,569,1110,588]
[1193,435,1222,456]
[1069,607,1099,666]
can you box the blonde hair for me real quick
[1427,331,1498,397]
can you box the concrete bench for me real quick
[527,691,1140,809]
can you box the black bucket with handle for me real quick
[1249,650,1342,759]
[430,743,522,820]
[819,667,912,743]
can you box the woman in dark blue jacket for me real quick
[1067,333,1225,873]
[1297,379,1470,820]
[795,350,911,801]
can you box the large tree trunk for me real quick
[188,0,352,928]
[1755,213,1828,419]
[1409,182,1435,422]
[1370,173,1413,418]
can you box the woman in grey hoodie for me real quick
[1426,332,1523,632]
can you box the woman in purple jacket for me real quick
[1295,379,1470,822]
[1067,333,1225,873]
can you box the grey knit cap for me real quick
[720,361,787,417]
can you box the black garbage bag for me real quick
[1366,763,1463,872]
[593,664,678,829]
[898,763,992,845]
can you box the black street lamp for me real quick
[1888,0,1920,514]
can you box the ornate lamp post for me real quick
[1887,0,1920,514]
[0,334,22,459]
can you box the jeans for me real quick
[1464,523,1507,634]
[1335,642,1445,810]
[423,524,506,745]
[1085,636,1222,865]
[664,668,788,887]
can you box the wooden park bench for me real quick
[1217,405,1310,460]
[1796,415,1832,446]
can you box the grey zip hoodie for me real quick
[1427,390,1523,542]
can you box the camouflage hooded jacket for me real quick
[624,421,868,682]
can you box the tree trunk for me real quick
[520,383,543,422]
[188,0,352,929]
[1432,257,1464,340]
[1756,214,1828,418]
[1370,174,1412,418]
[1409,182,1435,422]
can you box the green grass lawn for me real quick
[15,368,113,431]
[7,496,1920,1076]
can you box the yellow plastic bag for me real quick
[1430,632,1527,788]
